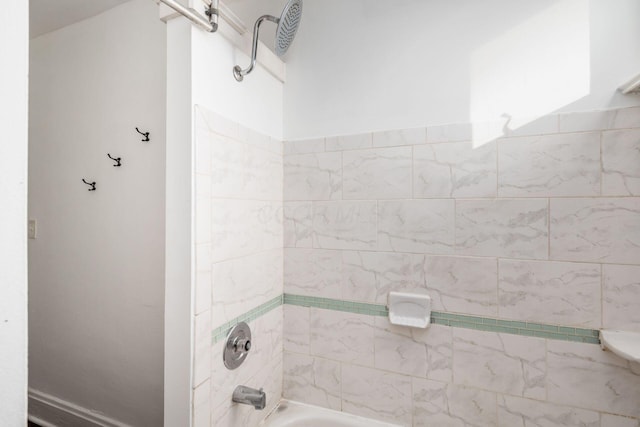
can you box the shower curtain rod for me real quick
[158,0,218,32]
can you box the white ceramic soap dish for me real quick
[600,330,640,363]
[387,292,431,328]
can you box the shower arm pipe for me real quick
[234,15,278,80]
[158,0,219,32]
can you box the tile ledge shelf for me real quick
[600,330,640,362]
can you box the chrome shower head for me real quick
[233,0,303,82]
[274,0,302,57]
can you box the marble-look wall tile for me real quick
[283,305,309,354]
[373,318,426,378]
[309,308,374,366]
[195,172,211,200]
[195,244,212,316]
[497,395,599,427]
[312,201,377,250]
[603,264,640,332]
[254,307,283,363]
[498,132,601,197]
[412,379,497,427]
[453,329,546,399]
[601,414,640,427]
[197,107,238,140]
[425,256,498,317]
[193,310,211,387]
[211,199,282,262]
[211,249,282,327]
[212,137,283,201]
[374,319,452,381]
[414,141,497,198]
[602,129,640,196]
[547,340,640,418]
[550,198,640,264]
[456,199,549,259]
[341,251,425,304]
[499,260,601,328]
[193,379,211,427]
[284,248,341,298]
[326,133,372,151]
[341,364,412,425]
[426,123,473,143]
[284,138,325,155]
[284,201,313,248]
[283,352,341,410]
[559,108,640,133]
[195,129,212,174]
[284,152,342,201]
[420,325,454,382]
[343,147,412,199]
[237,126,282,155]
[195,196,211,245]
[378,199,455,254]
[372,128,425,147]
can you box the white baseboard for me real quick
[28,388,133,427]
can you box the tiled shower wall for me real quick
[282,107,640,426]
[193,106,283,427]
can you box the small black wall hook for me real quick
[135,127,150,142]
[82,179,96,191]
[107,153,122,167]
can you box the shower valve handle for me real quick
[233,337,251,353]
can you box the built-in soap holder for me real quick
[600,330,640,363]
[387,292,431,328]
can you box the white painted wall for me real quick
[28,0,166,425]
[191,20,284,139]
[0,1,29,426]
[283,0,640,139]
[164,18,194,427]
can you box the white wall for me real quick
[283,0,640,139]
[0,1,29,426]
[28,0,166,425]
[191,21,284,139]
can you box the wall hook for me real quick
[135,127,150,142]
[82,179,96,191]
[107,153,122,167]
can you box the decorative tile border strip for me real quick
[210,293,600,345]
[430,311,600,344]
[211,295,283,344]
[284,294,388,316]
[283,293,601,345]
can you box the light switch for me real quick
[28,219,37,239]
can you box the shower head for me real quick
[233,0,303,82]
[274,0,303,57]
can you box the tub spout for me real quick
[232,385,266,410]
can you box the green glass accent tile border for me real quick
[430,311,600,344]
[284,294,388,316]
[283,293,601,345]
[211,295,283,344]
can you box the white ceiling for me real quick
[30,0,294,54]
[30,0,131,38]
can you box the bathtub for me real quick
[259,400,402,427]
